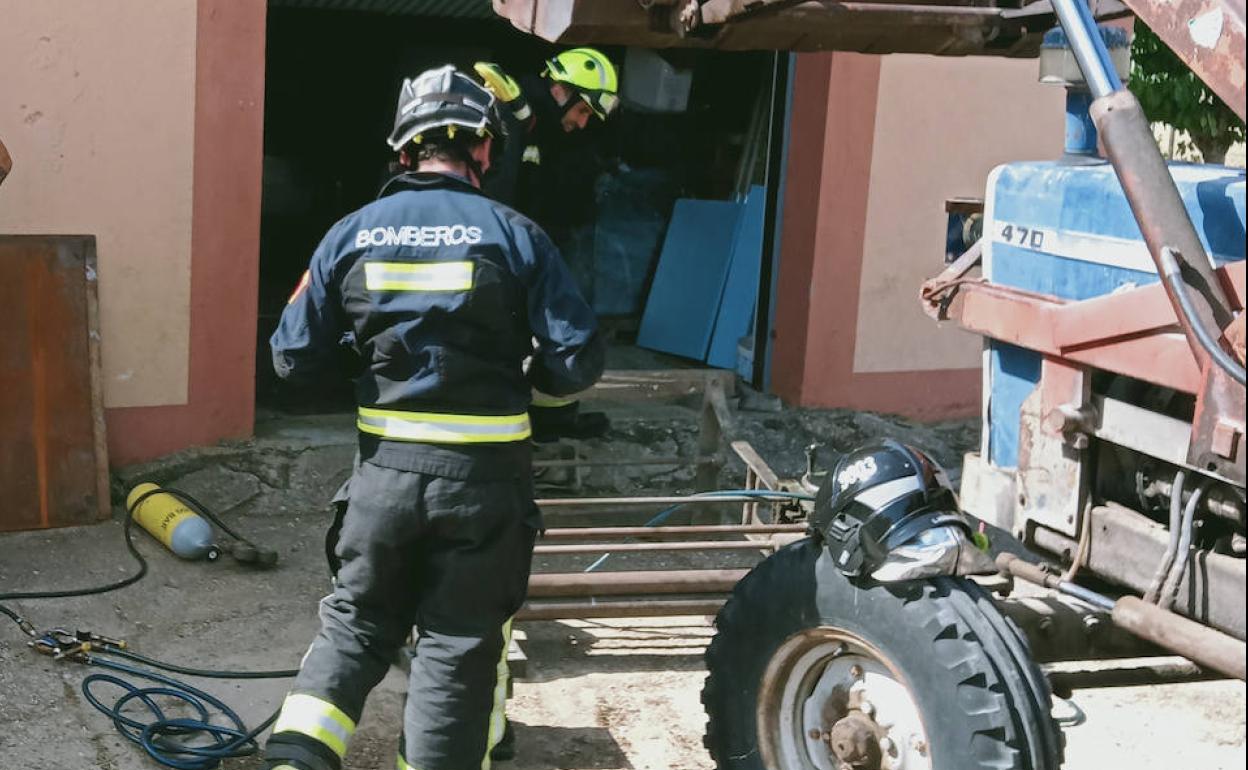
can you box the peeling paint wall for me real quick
[0,1,197,408]
[852,54,1064,374]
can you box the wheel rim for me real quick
[756,627,933,770]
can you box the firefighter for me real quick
[475,48,620,443]
[263,64,604,770]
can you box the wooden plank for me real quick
[0,236,110,531]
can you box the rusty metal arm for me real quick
[493,0,1128,55]
[1122,0,1246,120]
[1160,248,1246,385]
[922,263,1245,394]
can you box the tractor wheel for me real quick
[703,538,1062,770]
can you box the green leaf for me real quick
[1128,19,1245,159]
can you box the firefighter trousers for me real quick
[264,458,540,770]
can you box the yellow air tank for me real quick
[126,483,219,561]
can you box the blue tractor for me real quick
[499,2,1245,768]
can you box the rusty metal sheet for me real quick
[1124,0,1246,120]
[0,236,110,532]
[493,0,1129,56]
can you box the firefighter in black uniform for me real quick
[263,65,604,770]
[475,49,620,443]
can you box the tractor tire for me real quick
[703,538,1062,770]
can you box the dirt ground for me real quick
[1,402,1244,769]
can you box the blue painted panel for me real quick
[990,243,1157,300]
[637,199,743,360]
[707,186,766,369]
[988,343,1043,469]
[983,161,1246,469]
[990,163,1246,262]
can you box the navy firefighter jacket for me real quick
[271,171,604,476]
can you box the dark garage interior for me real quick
[257,1,783,412]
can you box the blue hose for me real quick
[80,654,284,770]
[584,489,814,572]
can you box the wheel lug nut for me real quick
[911,735,928,756]
[849,664,864,680]
[860,700,874,716]
[808,729,822,740]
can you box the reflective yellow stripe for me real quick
[394,620,511,770]
[530,390,575,408]
[272,693,356,759]
[358,407,531,444]
[522,145,541,165]
[365,261,473,292]
[481,619,513,770]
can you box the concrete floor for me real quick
[1,406,1243,769]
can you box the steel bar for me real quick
[1051,0,1123,97]
[534,540,774,555]
[998,554,1247,681]
[996,554,1115,611]
[1113,597,1247,681]
[1091,89,1235,354]
[528,569,749,598]
[732,441,782,489]
[541,524,807,540]
[1150,475,1245,526]
[532,456,694,468]
[732,440,787,527]
[517,599,728,621]
[537,495,799,507]
[1045,660,1223,698]
[1161,247,1247,385]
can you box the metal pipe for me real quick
[1050,0,1123,98]
[527,569,749,598]
[1160,248,1247,385]
[1045,660,1223,698]
[1158,482,1207,610]
[1151,476,1245,527]
[534,540,774,555]
[532,456,695,468]
[999,554,1248,680]
[1091,90,1235,358]
[996,554,1115,611]
[517,599,727,621]
[1145,469,1186,602]
[541,524,807,540]
[537,494,804,507]
[1113,597,1247,681]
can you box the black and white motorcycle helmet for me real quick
[386,65,505,152]
[812,439,971,578]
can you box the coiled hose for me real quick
[0,489,291,770]
[80,651,295,770]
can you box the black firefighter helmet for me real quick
[386,65,507,157]
[812,439,971,578]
